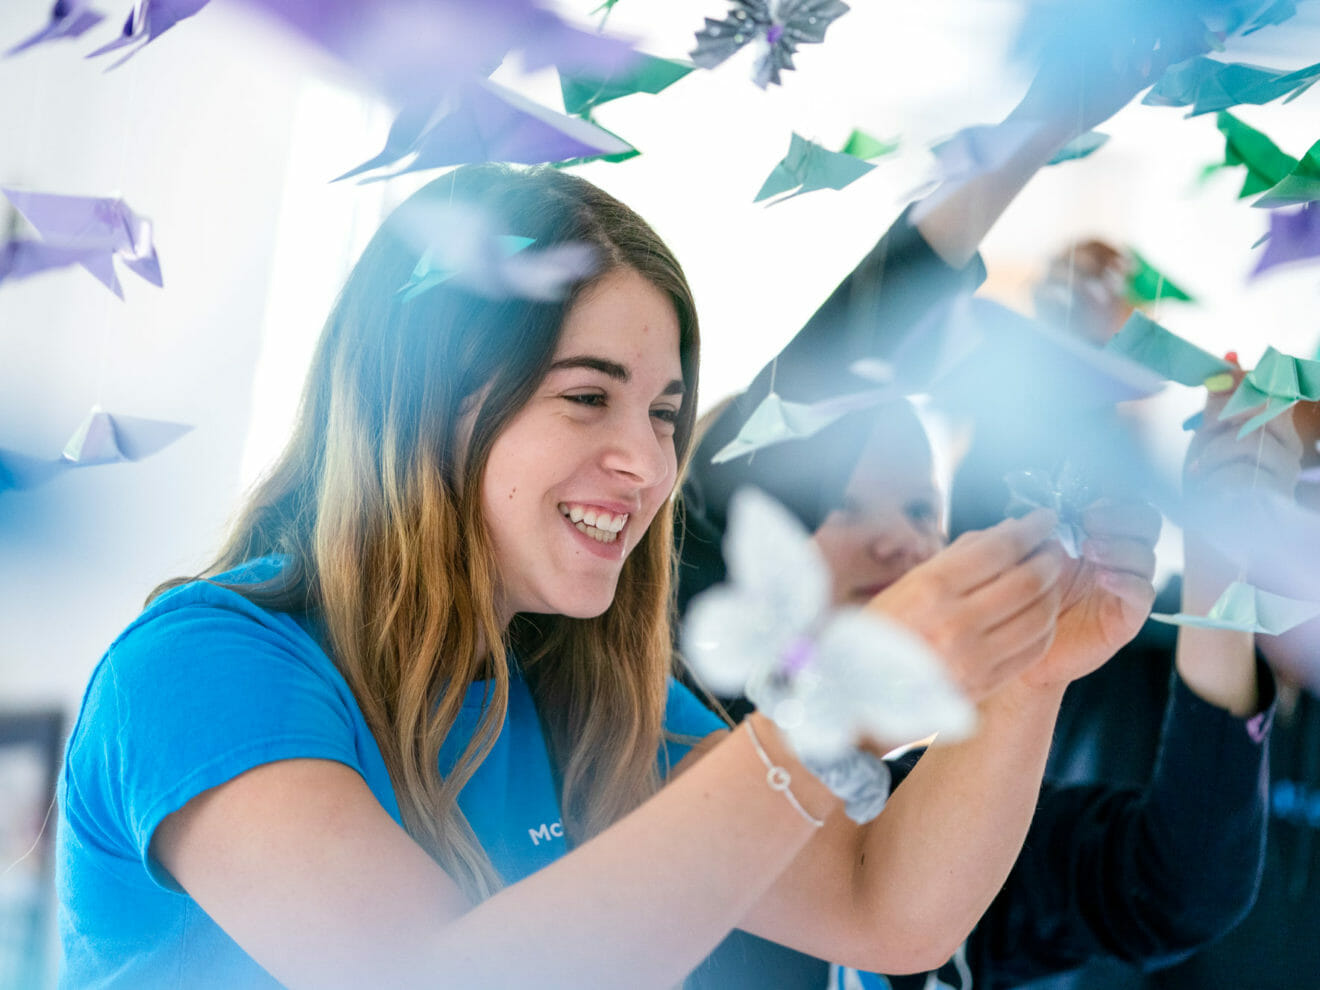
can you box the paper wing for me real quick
[1152,581,1320,635]
[5,3,105,56]
[1105,312,1230,386]
[709,389,889,463]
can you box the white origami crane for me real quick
[709,389,892,464]
[682,487,975,762]
[1151,580,1320,636]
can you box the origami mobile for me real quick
[1253,139,1320,208]
[5,1,106,56]
[1104,312,1231,386]
[1004,464,1096,558]
[838,130,899,161]
[336,79,634,181]
[683,487,975,762]
[1046,131,1110,165]
[1144,55,1320,117]
[1251,202,1320,277]
[559,52,693,116]
[753,132,876,203]
[709,389,892,464]
[690,0,850,89]
[394,202,598,303]
[87,0,211,67]
[1212,112,1299,199]
[0,405,192,492]
[1126,249,1196,304]
[1,189,162,298]
[1219,345,1320,437]
[1151,580,1320,635]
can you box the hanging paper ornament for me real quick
[690,0,850,89]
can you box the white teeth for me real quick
[558,502,629,539]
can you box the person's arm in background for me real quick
[959,376,1301,989]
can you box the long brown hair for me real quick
[158,165,700,900]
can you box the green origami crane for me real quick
[1254,138,1320,208]
[1211,112,1299,199]
[559,53,694,117]
[1219,345,1320,436]
[839,130,900,162]
[1105,312,1230,386]
[710,390,891,463]
[1127,249,1196,304]
[755,133,877,203]
[1145,55,1320,117]
[1151,580,1320,635]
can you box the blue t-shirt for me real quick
[57,559,723,988]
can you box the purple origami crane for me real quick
[0,405,192,492]
[86,0,211,67]
[690,0,851,89]
[235,0,636,107]
[1251,203,1320,279]
[1,188,162,298]
[6,1,106,57]
[336,78,634,181]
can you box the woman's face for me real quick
[811,406,945,607]
[482,267,684,623]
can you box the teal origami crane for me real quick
[1105,312,1230,386]
[1151,581,1320,635]
[1047,131,1110,165]
[754,133,877,203]
[710,389,891,463]
[1127,249,1196,304]
[1254,139,1320,208]
[559,52,693,116]
[1219,345,1320,436]
[1144,55,1320,117]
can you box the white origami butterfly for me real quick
[682,487,975,762]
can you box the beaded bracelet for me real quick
[744,719,825,829]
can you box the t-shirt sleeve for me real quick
[62,583,367,891]
[659,676,727,773]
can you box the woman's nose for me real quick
[601,415,673,489]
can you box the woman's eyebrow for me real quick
[548,356,685,396]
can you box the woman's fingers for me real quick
[943,509,1060,596]
[1079,499,1162,547]
[1081,536,1157,582]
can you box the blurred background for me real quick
[1,1,1318,984]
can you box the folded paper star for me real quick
[394,202,598,303]
[336,79,635,181]
[683,487,974,762]
[88,0,211,67]
[1105,312,1231,386]
[1,189,162,298]
[559,51,692,116]
[6,1,106,56]
[1126,249,1196,304]
[0,405,192,492]
[1151,580,1320,635]
[753,132,876,203]
[690,0,850,89]
[1253,138,1320,208]
[1252,202,1320,277]
[1211,112,1299,199]
[1144,55,1320,116]
[1219,345,1320,436]
[709,389,892,464]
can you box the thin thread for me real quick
[0,794,57,883]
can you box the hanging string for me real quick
[0,794,57,884]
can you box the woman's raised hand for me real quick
[863,509,1066,701]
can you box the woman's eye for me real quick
[651,406,680,426]
[564,393,606,408]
